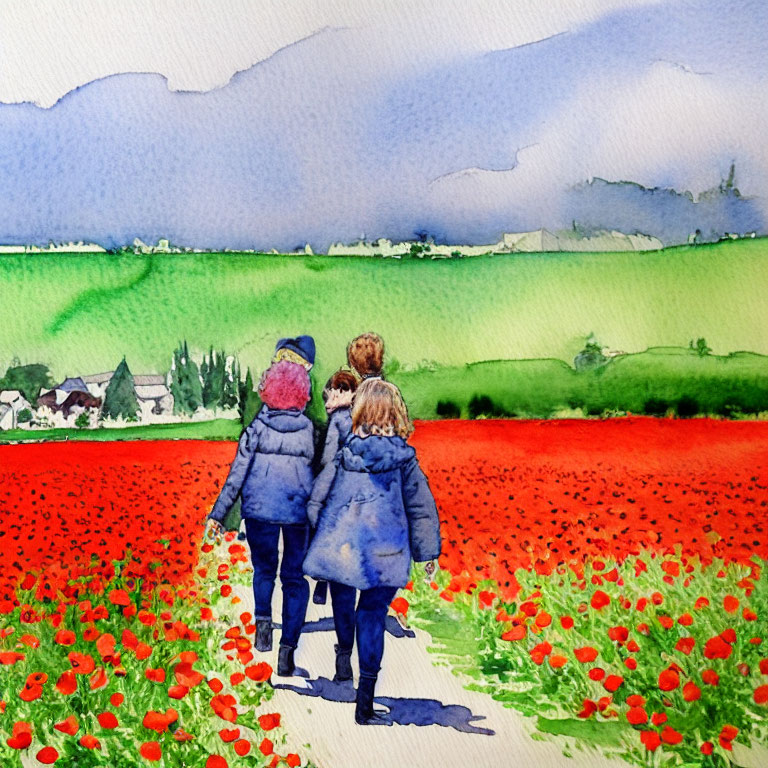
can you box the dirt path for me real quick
[230,578,632,768]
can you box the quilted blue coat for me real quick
[209,407,314,525]
[318,406,353,470]
[303,434,441,590]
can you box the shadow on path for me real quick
[274,677,495,735]
[277,615,416,639]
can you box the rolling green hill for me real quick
[0,239,766,390]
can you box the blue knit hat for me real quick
[274,335,316,367]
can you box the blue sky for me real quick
[0,0,765,249]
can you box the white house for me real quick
[0,390,32,429]
[0,403,13,430]
[81,371,174,420]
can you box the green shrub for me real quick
[436,400,461,418]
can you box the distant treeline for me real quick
[5,345,768,428]
[395,348,768,420]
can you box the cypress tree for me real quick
[239,367,261,426]
[224,356,240,410]
[102,358,139,421]
[170,341,203,415]
[200,351,211,406]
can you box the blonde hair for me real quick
[352,378,413,439]
[273,347,313,371]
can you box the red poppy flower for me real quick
[704,636,732,660]
[140,742,162,761]
[590,590,610,610]
[658,669,680,691]
[36,747,59,764]
[719,724,738,750]
[549,654,568,668]
[640,731,661,751]
[110,692,124,707]
[502,625,527,642]
[79,735,101,750]
[651,712,667,726]
[219,728,240,743]
[6,721,33,750]
[98,712,119,729]
[603,675,624,692]
[675,637,695,655]
[175,661,204,688]
[723,595,740,613]
[700,742,714,755]
[90,667,109,690]
[234,740,251,756]
[574,647,598,663]
[210,695,238,723]
[206,757,228,768]
[535,611,552,628]
[68,652,95,675]
[754,685,768,705]
[55,669,77,695]
[560,615,574,629]
[285,754,301,767]
[258,713,281,731]
[142,709,178,733]
[54,716,79,735]
[661,726,683,745]
[702,669,720,686]
[145,668,166,683]
[608,626,628,643]
[135,643,153,660]
[54,630,76,646]
[577,699,597,719]
[682,682,701,702]
[626,707,647,725]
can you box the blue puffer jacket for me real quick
[319,407,352,470]
[209,407,314,525]
[303,434,441,590]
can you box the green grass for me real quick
[1,240,767,391]
[396,348,768,418]
[0,419,241,444]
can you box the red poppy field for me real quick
[1,419,767,767]
[0,441,303,768]
[408,419,768,767]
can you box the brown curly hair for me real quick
[347,333,384,378]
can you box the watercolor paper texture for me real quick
[0,2,767,767]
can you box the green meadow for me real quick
[1,240,767,389]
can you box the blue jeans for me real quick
[244,519,310,649]
[329,582,398,679]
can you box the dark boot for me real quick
[313,580,328,605]
[277,644,295,677]
[255,619,273,653]
[354,675,391,726]
[333,644,353,683]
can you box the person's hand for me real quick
[206,519,224,543]
[423,559,437,580]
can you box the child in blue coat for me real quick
[303,378,441,725]
[208,354,314,676]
